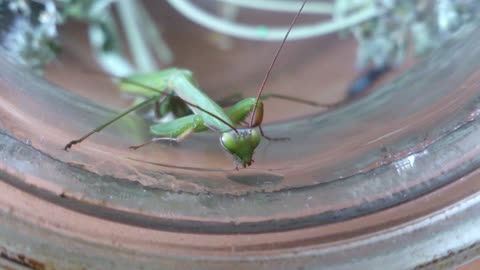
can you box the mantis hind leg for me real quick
[129,127,195,150]
[64,94,160,151]
[258,125,290,142]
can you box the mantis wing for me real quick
[118,68,187,97]
[169,73,235,132]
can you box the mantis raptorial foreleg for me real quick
[129,113,207,149]
[129,127,195,150]
[143,96,289,144]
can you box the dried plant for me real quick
[3,0,479,72]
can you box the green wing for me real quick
[118,68,192,97]
[169,73,235,132]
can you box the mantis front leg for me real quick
[129,127,195,150]
[129,114,207,149]
[224,97,289,141]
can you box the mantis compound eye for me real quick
[249,129,261,149]
[220,132,236,150]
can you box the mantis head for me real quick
[220,129,261,168]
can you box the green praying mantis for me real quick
[64,0,329,168]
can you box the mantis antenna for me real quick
[249,0,308,127]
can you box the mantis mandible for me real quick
[65,0,321,168]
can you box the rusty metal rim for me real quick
[0,170,479,269]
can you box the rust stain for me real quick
[363,103,480,175]
[0,249,50,270]
[17,255,48,270]
[415,242,480,270]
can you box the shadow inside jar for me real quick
[227,173,284,187]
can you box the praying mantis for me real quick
[65,0,327,168]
